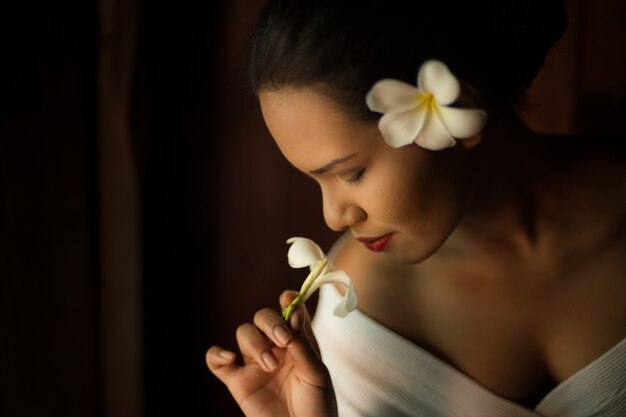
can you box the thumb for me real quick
[279,291,327,385]
[286,307,329,388]
[279,290,321,356]
[290,301,321,357]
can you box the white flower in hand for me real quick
[282,237,358,321]
[366,59,487,150]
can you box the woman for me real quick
[207,1,626,416]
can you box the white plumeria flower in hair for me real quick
[282,237,358,321]
[366,59,487,150]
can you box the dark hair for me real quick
[249,0,567,120]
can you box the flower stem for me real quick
[282,258,328,322]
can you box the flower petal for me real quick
[286,237,325,269]
[417,60,460,106]
[437,106,487,139]
[366,79,420,114]
[414,111,456,150]
[379,107,428,148]
[302,270,358,317]
[333,278,358,318]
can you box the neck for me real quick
[453,110,545,256]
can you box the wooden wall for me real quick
[0,2,99,416]
[524,0,626,134]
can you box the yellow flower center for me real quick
[416,92,437,111]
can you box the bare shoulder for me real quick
[536,137,626,380]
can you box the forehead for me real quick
[259,88,381,170]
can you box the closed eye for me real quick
[346,168,367,184]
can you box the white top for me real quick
[312,283,626,417]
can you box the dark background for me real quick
[0,1,624,416]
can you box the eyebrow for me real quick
[310,154,357,175]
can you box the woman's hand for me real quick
[206,291,338,417]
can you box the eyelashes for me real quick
[345,168,367,184]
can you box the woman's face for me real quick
[259,88,474,264]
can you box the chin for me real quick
[386,238,444,265]
[385,249,430,265]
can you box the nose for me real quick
[322,192,367,232]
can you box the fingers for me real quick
[278,291,327,384]
[208,290,326,390]
[208,303,295,381]
[279,289,299,309]
[253,308,293,348]
[236,322,280,372]
[285,308,329,387]
[280,290,321,356]
[205,345,238,385]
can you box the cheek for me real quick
[367,150,462,238]
[398,153,434,210]
[363,160,431,226]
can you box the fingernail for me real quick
[274,326,292,346]
[218,350,235,360]
[262,351,278,370]
[282,290,298,298]
[290,310,301,332]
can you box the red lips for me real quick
[356,233,394,252]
